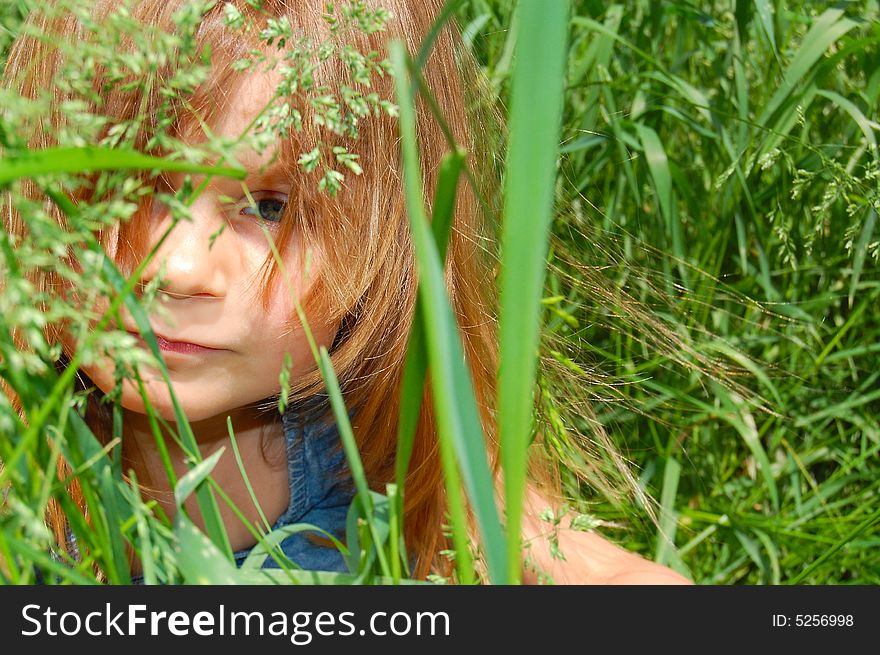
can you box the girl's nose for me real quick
[141,197,230,299]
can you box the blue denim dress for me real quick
[229,405,355,573]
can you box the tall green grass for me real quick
[460,0,880,583]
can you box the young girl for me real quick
[2,0,689,584]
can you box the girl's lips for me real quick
[127,330,222,354]
[155,334,219,354]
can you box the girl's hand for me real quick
[519,485,693,585]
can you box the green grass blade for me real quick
[65,411,130,583]
[732,527,770,582]
[633,123,688,286]
[757,8,856,127]
[699,341,783,407]
[848,208,877,309]
[0,146,245,185]
[497,0,570,584]
[391,39,507,584]
[752,528,781,584]
[430,150,467,258]
[718,387,780,511]
[173,514,240,585]
[654,455,681,566]
[434,417,475,584]
[123,471,159,585]
[753,0,777,53]
[815,89,878,157]
[394,316,427,495]
[173,447,225,508]
[394,150,466,581]
[393,312,427,575]
[395,150,466,488]
[415,0,466,72]
[385,482,405,582]
[227,417,272,533]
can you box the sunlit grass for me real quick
[459,0,880,584]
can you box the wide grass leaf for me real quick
[174,514,240,585]
[0,146,245,185]
[173,448,226,508]
[391,39,507,583]
[497,0,570,584]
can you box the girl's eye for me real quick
[241,194,288,223]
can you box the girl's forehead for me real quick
[155,69,289,191]
[216,72,277,133]
[203,70,285,170]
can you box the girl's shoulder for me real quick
[521,487,692,585]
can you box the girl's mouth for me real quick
[155,334,219,354]
[127,330,221,354]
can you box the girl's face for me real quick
[79,72,337,424]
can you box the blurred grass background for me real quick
[459,0,880,584]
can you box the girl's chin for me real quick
[117,385,257,426]
[117,391,177,422]
[116,382,206,423]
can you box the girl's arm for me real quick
[519,485,693,585]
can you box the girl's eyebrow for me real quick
[238,154,290,184]
[212,153,289,189]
